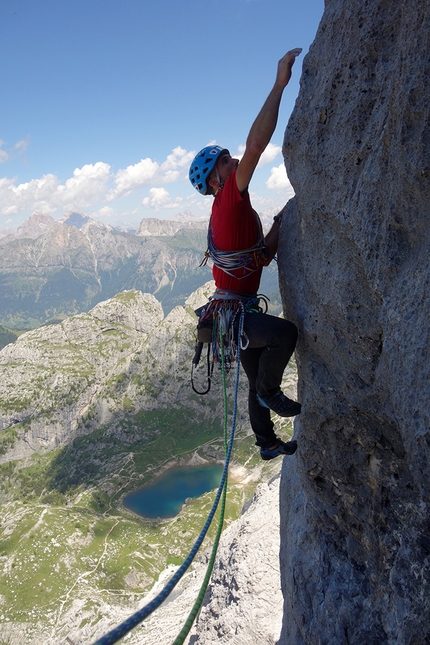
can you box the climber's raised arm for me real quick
[235,47,302,194]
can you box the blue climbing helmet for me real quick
[189,145,229,195]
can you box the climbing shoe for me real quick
[260,439,297,461]
[257,390,302,417]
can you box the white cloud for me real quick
[88,206,116,219]
[158,146,196,184]
[142,187,183,210]
[160,146,195,171]
[266,163,295,196]
[14,139,30,153]
[0,145,272,222]
[0,141,9,164]
[108,157,159,201]
[0,174,58,216]
[0,162,112,217]
[235,142,281,168]
[108,147,196,201]
[57,162,111,206]
[0,138,30,164]
[142,187,170,208]
[258,143,282,167]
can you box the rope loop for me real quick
[201,212,272,280]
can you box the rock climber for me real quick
[189,48,302,461]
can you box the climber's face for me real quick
[216,152,239,183]
[208,152,239,192]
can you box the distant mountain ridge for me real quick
[136,217,208,237]
[15,211,209,238]
[0,210,281,330]
[0,211,212,329]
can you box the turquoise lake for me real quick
[122,464,224,519]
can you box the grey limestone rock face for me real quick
[278,0,430,643]
[188,474,284,645]
[89,289,163,333]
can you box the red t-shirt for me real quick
[210,171,263,294]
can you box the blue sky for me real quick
[0,0,324,230]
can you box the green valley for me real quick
[0,285,297,644]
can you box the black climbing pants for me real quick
[239,313,298,448]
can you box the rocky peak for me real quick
[58,210,91,229]
[81,218,113,234]
[16,211,56,238]
[89,290,163,333]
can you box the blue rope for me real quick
[92,311,245,645]
[171,312,241,644]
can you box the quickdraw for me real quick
[191,293,269,395]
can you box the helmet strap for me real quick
[214,167,224,194]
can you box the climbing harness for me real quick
[93,314,245,645]
[192,202,272,394]
[191,290,269,395]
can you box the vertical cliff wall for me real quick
[278,0,430,643]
